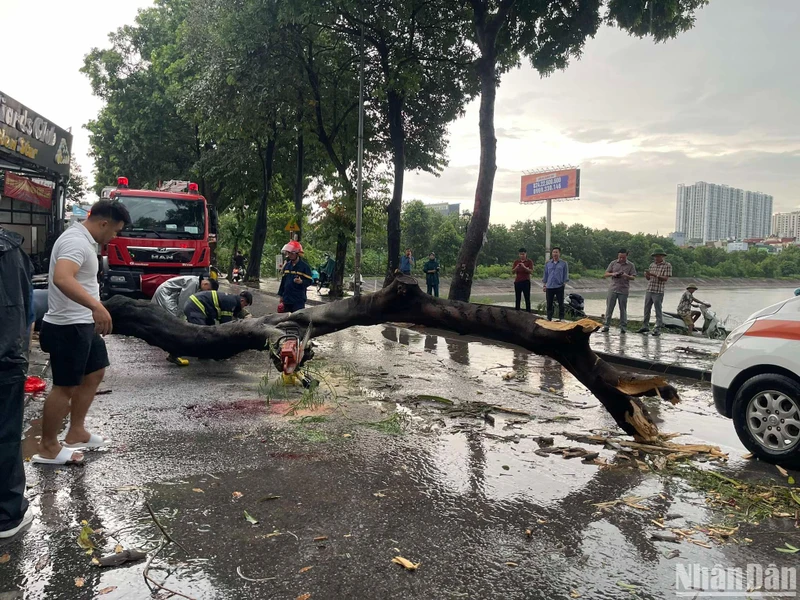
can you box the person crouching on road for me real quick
[278,241,313,312]
[184,290,253,325]
[422,252,440,297]
[152,274,218,365]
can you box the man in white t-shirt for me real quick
[32,200,131,466]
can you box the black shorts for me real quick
[39,322,110,387]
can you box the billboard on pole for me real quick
[520,168,580,203]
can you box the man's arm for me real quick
[52,259,113,334]
[659,264,672,282]
[603,263,615,278]
[302,263,314,288]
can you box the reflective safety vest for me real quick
[188,291,237,323]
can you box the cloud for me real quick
[405,0,800,234]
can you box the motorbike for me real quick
[564,292,587,320]
[662,304,728,339]
[231,267,243,283]
[348,273,364,293]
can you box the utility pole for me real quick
[353,20,365,298]
[545,197,552,265]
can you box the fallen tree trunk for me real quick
[104,276,680,441]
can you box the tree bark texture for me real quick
[383,89,405,287]
[448,52,497,302]
[330,231,348,298]
[294,108,305,242]
[104,276,678,441]
[246,137,276,281]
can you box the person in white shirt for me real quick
[32,200,130,466]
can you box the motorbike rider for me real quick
[278,241,314,312]
[676,285,710,333]
[233,250,246,281]
[152,274,218,365]
[184,290,253,326]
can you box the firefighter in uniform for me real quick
[184,290,253,325]
[277,241,313,312]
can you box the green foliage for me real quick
[65,158,89,208]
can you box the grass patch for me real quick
[361,412,408,435]
[668,464,800,524]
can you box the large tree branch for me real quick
[104,277,678,441]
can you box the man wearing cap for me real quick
[638,249,672,337]
[422,252,441,297]
[677,285,710,333]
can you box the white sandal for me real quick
[31,446,84,466]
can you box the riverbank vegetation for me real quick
[244,200,800,280]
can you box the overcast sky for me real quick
[5,0,798,234]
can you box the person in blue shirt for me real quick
[542,246,569,321]
[278,241,314,312]
[399,248,415,275]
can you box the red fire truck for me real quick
[100,177,217,298]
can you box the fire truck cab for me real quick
[100,177,217,298]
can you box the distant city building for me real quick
[669,231,686,247]
[674,182,773,243]
[726,241,749,253]
[428,202,460,217]
[771,211,800,238]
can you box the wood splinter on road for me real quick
[103,275,682,441]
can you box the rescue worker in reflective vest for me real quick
[152,273,219,365]
[184,290,253,325]
[278,241,313,312]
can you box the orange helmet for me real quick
[281,241,303,255]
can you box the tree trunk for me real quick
[227,241,239,283]
[104,275,678,441]
[448,54,497,302]
[383,90,405,287]
[294,108,305,242]
[246,137,276,282]
[329,231,348,298]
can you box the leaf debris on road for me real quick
[392,556,420,570]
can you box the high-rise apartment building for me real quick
[772,211,800,238]
[674,182,773,242]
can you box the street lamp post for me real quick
[354,21,365,298]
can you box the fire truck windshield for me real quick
[116,196,205,239]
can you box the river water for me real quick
[494,286,797,327]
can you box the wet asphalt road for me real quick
[2,287,799,599]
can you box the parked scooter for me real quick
[565,293,587,320]
[231,267,243,283]
[662,304,728,339]
[348,273,364,293]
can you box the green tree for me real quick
[448,0,709,301]
[65,157,89,208]
[82,0,199,193]
[323,0,475,284]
